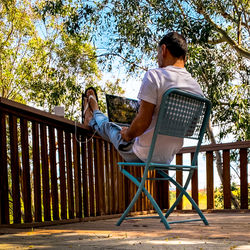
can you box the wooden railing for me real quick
[0,97,249,226]
[175,142,249,210]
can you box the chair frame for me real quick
[116,88,211,229]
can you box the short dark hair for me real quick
[159,32,187,59]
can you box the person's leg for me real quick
[84,89,142,162]
[89,110,141,162]
[89,110,122,147]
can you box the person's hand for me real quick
[120,127,132,142]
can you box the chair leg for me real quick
[117,168,171,229]
[159,170,208,225]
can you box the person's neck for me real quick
[162,57,185,68]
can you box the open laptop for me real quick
[106,94,140,126]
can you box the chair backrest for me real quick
[148,88,211,166]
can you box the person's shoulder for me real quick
[145,67,166,77]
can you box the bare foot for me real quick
[83,107,93,128]
[83,96,93,128]
[86,89,99,112]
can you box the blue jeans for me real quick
[89,110,142,162]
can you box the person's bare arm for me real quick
[120,100,155,142]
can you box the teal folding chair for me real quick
[116,88,211,229]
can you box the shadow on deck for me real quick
[0,212,249,249]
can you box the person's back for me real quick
[132,32,204,163]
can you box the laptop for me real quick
[106,94,140,126]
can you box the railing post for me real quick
[87,139,95,216]
[206,151,214,209]
[140,167,144,212]
[32,122,42,222]
[110,145,117,214]
[222,150,231,209]
[240,148,248,209]
[20,118,32,223]
[57,128,67,220]
[191,152,199,209]
[0,113,9,224]
[104,141,111,215]
[156,169,169,210]
[176,153,183,210]
[65,132,74,219]
[117,153,124,213]
[73,133,82,218]
[95,138,105,216]
[40,123,51,221]
[81,136,89,217]
[9,115,21,223]
[49,126,59,221]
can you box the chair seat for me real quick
[118,162,197,171]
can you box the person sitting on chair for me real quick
[83,31,203,163]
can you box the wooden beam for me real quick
[206,151,214,209]
[223,150,231,209]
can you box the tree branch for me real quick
[197,6,250,59]
[207,36,227,45]
[96,52,148,71]
[174,0,187,20]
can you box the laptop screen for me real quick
[106,94,140,126]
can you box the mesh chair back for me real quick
[157,89,209,140]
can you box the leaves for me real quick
[0,0,101,121]
[78,0,249,141]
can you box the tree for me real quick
[82,0,249,140]
[0,0,101,120]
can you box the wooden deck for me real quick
[0,212,249,249]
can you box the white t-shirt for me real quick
[132,66,204,163]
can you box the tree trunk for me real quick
[207,120,240,209]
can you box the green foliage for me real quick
[186,45,249,140]
[0,0,101,120]
[1,0,248,137]
[76,0,249,141]
[214,182,250,209]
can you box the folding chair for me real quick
[116,88,211,229]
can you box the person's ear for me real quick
[184,55,187,63]
[161,44,167,55]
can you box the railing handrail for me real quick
[179,141,250,154]
[1,97,249,152]
[0,97,90,133]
